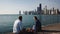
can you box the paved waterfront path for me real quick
[42,23,60,31]
[6,23,60,34]
[39,23,60,34]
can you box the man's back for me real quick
[13,19,22,33]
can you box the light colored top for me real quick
[32,25,35,30]
[13,19,22,33]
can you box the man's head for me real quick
[19,16,22,21]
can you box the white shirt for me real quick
[32,25,35,30]
[13,19,22,33]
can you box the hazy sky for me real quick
[0,0,60,14]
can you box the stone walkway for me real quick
[6,23,60,34]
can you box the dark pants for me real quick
[14,33,18,34]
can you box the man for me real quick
[33,16,41,32]
[13,16,22,34]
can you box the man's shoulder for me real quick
[15,19,22,24]
[15,19,20,22]
[14,19,20,24]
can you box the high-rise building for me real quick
[23,11,28,15]
[43,5,48,14]
[57,9,60,14]
[37,4,42,14]
[49,10,52,15]
[39,4,42,11]
[19,11,21,15]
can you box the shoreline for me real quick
[42,23,60,31]
[3,23,60,34]
[42,23,60,27]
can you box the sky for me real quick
[0,0,60,14]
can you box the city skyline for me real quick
[0,0,60,14]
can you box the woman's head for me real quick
[33,16,38,21]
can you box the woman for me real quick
[33,16,41,32]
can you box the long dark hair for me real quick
[34,16,38,20]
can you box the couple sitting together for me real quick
[13,16,41,34]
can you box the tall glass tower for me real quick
[37,4,42,14]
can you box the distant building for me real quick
[37,4,42,14]
[42,6,59,15]
[23,11,28,15]
[29,11,34,15]
[19,11,21,15]
[43,5,49,14]
[50,8,58,15]
[23,10,38,15]
[57,9,60,14]
[21,3,42,15]
[20,3,60,15]
[51,10,54,15]
[49,10,52,15]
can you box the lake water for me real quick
[0,14,40,33]
[0,14,60,33]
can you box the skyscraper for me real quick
[19,11,21,15]
[37,4,42,14]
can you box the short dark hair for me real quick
[19,16,22,21]
[34,16,38,20]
